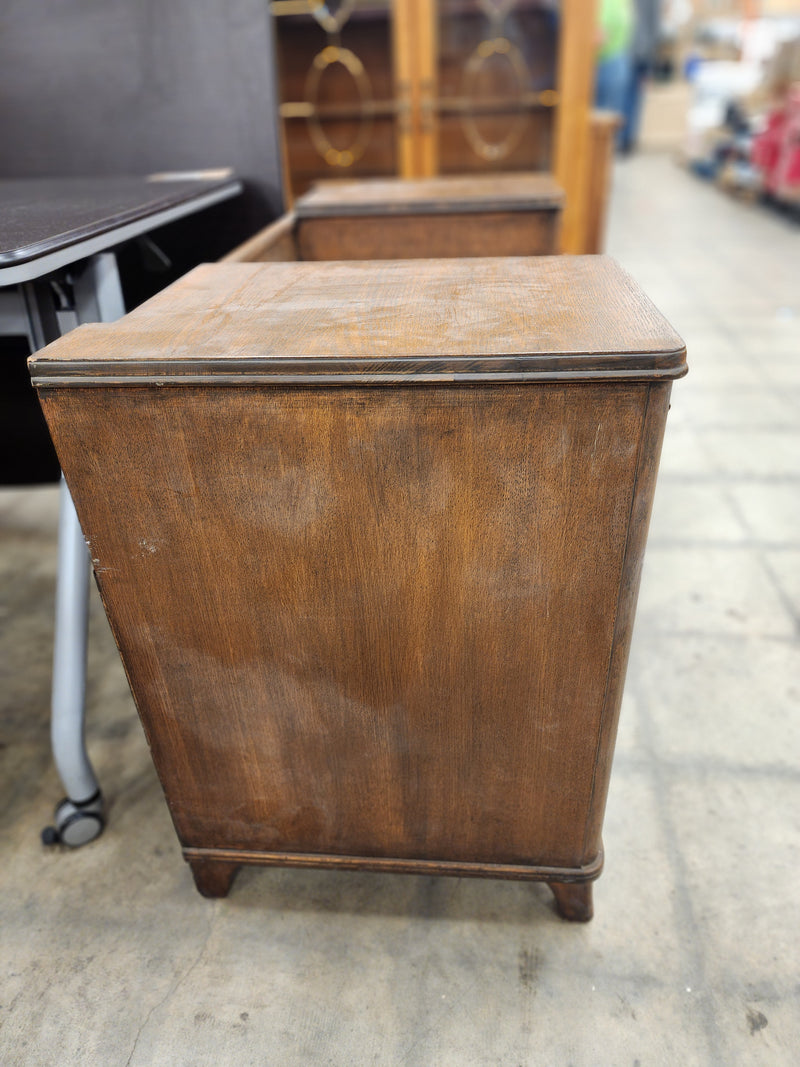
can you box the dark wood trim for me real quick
[218,211,299,264]
[182,846,604,884]
[295,200,563,218]
[31,352,688,389]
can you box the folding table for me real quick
[0,174,242,845]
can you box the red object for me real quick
[752,86,800,200]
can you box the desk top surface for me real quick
[30,257,687,386]
[296,173,564,218]
[0,175,242,269]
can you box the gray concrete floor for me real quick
[1,155,799,1065]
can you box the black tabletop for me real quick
[0,176,241,267]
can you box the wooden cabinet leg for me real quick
[188,858,239,899]
[549,881,594,922]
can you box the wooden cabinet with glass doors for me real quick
[272,0,597,252]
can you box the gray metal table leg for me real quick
[73,252,126,324]
[27,253,124,847]
[42,476,104,846]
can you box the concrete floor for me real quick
[1,155,799,1065]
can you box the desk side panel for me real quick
[296,212,561,261]
[220,212,299,264]
[39,382,651,871]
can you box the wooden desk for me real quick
[225,173,563,264]
[30,256,686,917]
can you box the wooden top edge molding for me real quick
[296,201,563,218]
[296,173,566,217]
[28,257,687,384]
[31,353,688,387]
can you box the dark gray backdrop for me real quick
[0,0,284,237]
[0,0,285,481]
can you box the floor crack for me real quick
[124,905,216,1066]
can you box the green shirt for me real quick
[598,0,634,61]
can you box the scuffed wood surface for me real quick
[29,257,686,384]
[31,250,684,904]
[295,173,564,216]
[40,381,666,871]
[295,211,560,260]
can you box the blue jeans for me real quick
[595,53,632,148]
[620,60,649,151]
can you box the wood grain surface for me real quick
[295,212,561,260]
[226,175,563,261]
[39,381,669,873]
[584,112,621,255]
[29,258,686,385]
[295,174,564,216]
[31,255,685,907]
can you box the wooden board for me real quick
[30,257,686,383]
[295,173,564,216]
[39,382,663,867]
[296,211,561,259]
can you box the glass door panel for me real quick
[433,0,558,174]
[273,0,402,198]
[271,0,595,251]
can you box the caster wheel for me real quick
[42,790,105,848]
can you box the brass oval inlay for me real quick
[305,46,373,168]
[461,38,530,162]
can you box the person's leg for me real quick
[595,52,633,148]
[621,60,648,153]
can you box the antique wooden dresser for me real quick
[30,257,686,920]
[223,173,563,264]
